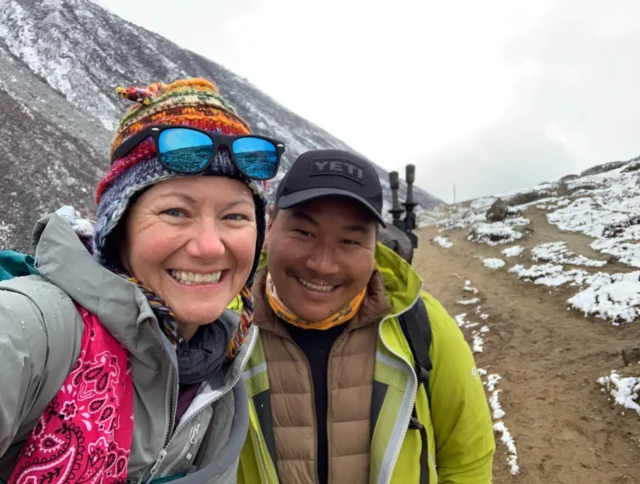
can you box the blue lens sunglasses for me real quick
[111,124,285,180]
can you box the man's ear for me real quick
[264,204,276,251]
[267,204,278,231]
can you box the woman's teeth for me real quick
[171,270,222,285]
[297,277,335,293]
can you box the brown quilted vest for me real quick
[252,271,390,484]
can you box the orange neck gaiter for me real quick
[265,272,366,330]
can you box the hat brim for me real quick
[276,188,387,227]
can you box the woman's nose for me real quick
[186,222,225,259]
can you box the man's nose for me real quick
[305,243,339,275]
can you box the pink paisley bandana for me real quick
[9,305,134,484]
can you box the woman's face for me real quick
[120,176,257,340]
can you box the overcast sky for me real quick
[96,0,640,202]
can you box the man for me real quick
[238,150,495,484]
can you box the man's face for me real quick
[265,197,378,322]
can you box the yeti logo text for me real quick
[310,158,366,185]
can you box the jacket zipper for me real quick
[377,289,423,484]
[157,423,202,479]
[145,328,258,482]
[250,425,269,483]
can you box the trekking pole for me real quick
[389,171,406,231]
[403,164,419,249]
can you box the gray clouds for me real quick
[415,0,640,202]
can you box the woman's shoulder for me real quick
[0,275,85,456]
[0,274,79,321]
[0,274,84,363]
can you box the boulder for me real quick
[622,344,640,366]
[486,198,509,222]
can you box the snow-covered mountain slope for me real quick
[414,155,640,480]
[0,0,442,251]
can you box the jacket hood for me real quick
[33,213,151,351]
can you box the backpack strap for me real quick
[399,298,433,399]
[399,298,433,484]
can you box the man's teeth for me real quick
[171,270,222,285]
[298,277,335,292]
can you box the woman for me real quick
[0,78,284,483]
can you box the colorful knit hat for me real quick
[93,78,267,284]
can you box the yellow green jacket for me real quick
[234,243,495,483]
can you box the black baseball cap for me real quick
[275,149,386,226]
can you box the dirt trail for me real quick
[414,206,640,483]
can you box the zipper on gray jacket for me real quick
[147,328,258,480]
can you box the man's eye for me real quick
[342,239,362,246]
[294,229,313,237]
[162,208,186,218]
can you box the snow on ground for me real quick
[509,263,589,287]
[453,279,519,475]
[502,245,524,257]
[484,366,519,474]
[569,271,640,325]
[426,160,640,326]
[464,280,479,294]
[458,297,481,305]
[536,198,571,210]
[598,371,640,416]
[483,258,506,269]
[546,167,640,270]
[591,237,640,268]
[467,220,529,246]
[433,235,453,248]
[531,242,607,268]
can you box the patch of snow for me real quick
[468,220,528,246]
[471,196,496,211]
[434,236,453,248]
[458,297,481,305]
[569,271,640,324]
[592,238,640,268]
[598,371,640,415]
[494,421,520,475]
[484,373,519,475]
[547,197,625,238]
[483,258,506,269]
[509,263,589,287]
[471,330,484,353]
[454,313,467,327]
[502,245,524,257]
[531,241,607,267]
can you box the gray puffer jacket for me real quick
[0,214,257,483]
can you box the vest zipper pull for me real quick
[189,423,201,444]
[145,449,167,484]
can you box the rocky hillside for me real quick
[415,153,640,482]
[0,0,441,250]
